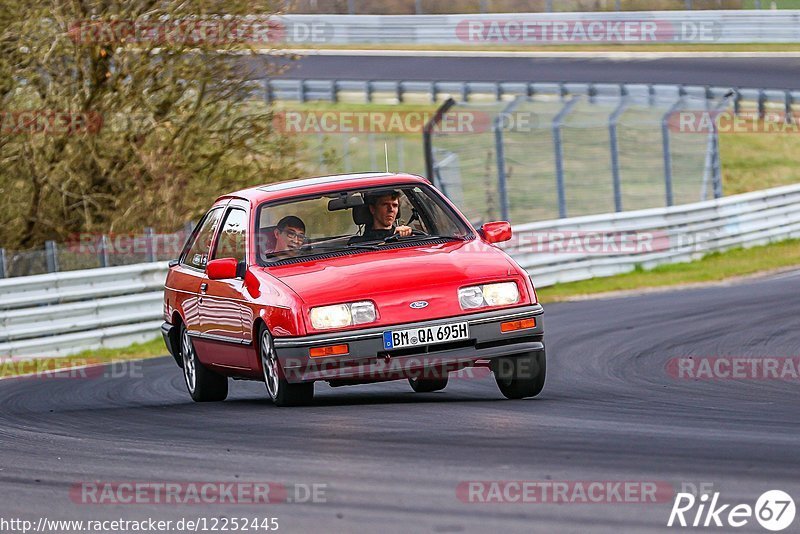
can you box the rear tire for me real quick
[180,324,228,402]
[260,326,314,407]
[408,376,448,393]
[493,349,546,400]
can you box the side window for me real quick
[213,208,248,264]
[182,208,224,269]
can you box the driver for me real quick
[360,190,413,241]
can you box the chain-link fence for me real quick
[285,0,789,14]
[0,225,193,279]
[429,91,727,225]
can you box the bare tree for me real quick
[0,0,299,250]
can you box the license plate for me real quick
[382,322,469,350]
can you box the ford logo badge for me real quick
[410,301,429,309]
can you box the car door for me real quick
[196,203,252,371]
[173,205,226,336]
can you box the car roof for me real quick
[217,172,431,206]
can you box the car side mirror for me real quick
[207,258,238,280]
[480,221,512,244]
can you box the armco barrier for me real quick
[2,184,800,358]
[275,11,800,45]
[0,263,168,357]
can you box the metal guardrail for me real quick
[0,263,168,357]
[276,11,800,45]
[266,79,800,115]
[3,184,800,358]
[504,182,800,286]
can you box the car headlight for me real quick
[459,282,519,310]
[309,301,376,330]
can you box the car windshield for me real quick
[255,184,472,265]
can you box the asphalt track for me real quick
[2,272,800,533]
[270,54,800,89]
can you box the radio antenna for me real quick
[384,142,389,173]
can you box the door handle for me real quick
[200,283,208,293]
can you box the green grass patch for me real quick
[0,336,167,378]
[720,125,800,195]
[537,238,800,302]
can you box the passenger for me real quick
[270,216,306,256]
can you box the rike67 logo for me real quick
[668,490,796,531]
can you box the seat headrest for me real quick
[352,202,401,226]
[352,204,373,226]
[258,226,277,254]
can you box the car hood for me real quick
[259,239,531,332]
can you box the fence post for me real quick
[298,80,306,103]
[330,80,338,103]
[711,92,734,199]
[347,0,356,14]
[609,97,629,213]
[365,80,373,103]
[552,96,580,219]
[615,0,621,10]
[415,0,423,14]
[661,98,684,208]
[144,227,156,262]
[546,0,553,11]
[263,79,272,104]
[712,128,723,199]
[98,235,110,268]
[494,96,523,222]
[0,248,6,279]
[785,90,793,123]
[423,98,457,182]
[685,0,693,9]
[45,240,59,273]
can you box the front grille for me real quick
[378,339,476,359]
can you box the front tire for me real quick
[180,324,228,402]
[493,349,546,400]
[408,376,448,393]
[260,326,314,407]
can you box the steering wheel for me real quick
[383,229,429,243]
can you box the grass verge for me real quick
[537,238,800,303]
[0,337,167,378]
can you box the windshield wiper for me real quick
[345,243,383,251]
[382,234,464,244]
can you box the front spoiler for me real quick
[272,305,544,383]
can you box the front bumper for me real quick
[272,305,544,383]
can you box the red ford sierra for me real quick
[161,173,545,406]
